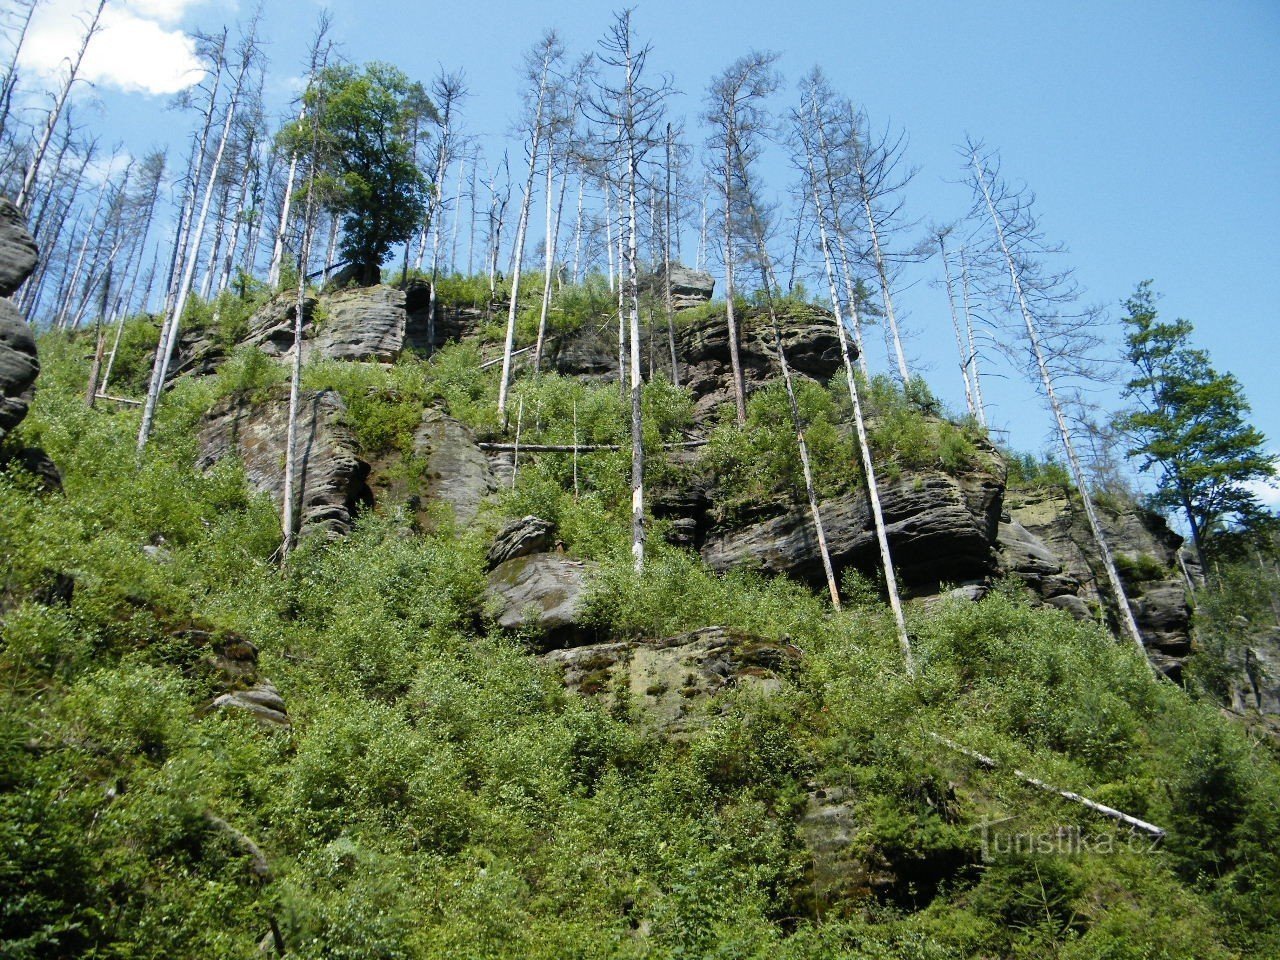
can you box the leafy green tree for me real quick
[282,61,434,285]
[1116,280,1275,567]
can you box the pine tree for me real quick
[1117,281,1275,568]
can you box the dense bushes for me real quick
[2,285,1279,958]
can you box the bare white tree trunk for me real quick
[533,153,567,372]
[16,0,105,211]
[958,246,987,427]
[497,38,557,426]
[137,52,248,453]
[971,152,1148,664]
[938,231,977,420]
[663,122,679,386]
[807,150,912,670]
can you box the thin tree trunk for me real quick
[572,175,584,284]
[722,143,747,425]
[85,266,111,408]
[807,149,912,668]
[958,247,987,427]
[972,153,1148,664]
[16,0,105,210]
[938,233,977,420]
[663,122,679,386]
[533,155,567,372]
[856,161,910,384]
[138,52,248,453]
[497,48,554,426]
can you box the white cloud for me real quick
[1244,454,1280,511]
[20,0,209,97]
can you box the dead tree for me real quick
[591,10,672,571]
[966,138,1148,664]
[497,31,564,426]
[16,0,105,211]
[848,107,916,385]
[718,50,842,607]
[423,69,468,353]
[138,26,258,453]
[703,58,770,426]
[797,82,912,665]
[936,226,978,420]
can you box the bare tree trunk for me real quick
[16,0,105,210]
[663,122,679,386]
[938,231,977,420]
[572,174,584,284]
[533,154,567,372]
[85,266,111,408]
[497,37,557,427]
[958,246,987,427]
[971,151,1148,664]
[0,0,38,142]
[268,143,299,288]
[138,47,250,453]
[857,164,910,384]
[722,143,747,425]
[807,149,912,668]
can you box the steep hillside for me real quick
[3,216,1280,958]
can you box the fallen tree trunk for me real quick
[929,733,1166,839]
[478,439,707,453]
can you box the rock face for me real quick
[195,388,372,538]
[0,198,39,440]
[484,553,595,648]
[675,307,844,421]
[402,279,485,352]
[406,407,497,526]
[696,461,1004,594]
[316,285,406,362]
[0,198,38,297]
[1004,487,1193,677]
[243,294,318,357]
[0,298,39,438]
[541,626,800,734]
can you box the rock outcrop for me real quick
[541,626,800,734]
[645,263,715,311]
[316,284,406,362]
[201,629,290,727]
[243,293,318,357]
[0,198,40,439]
[1004,486,1193,677]
[195,387,372,538]
[691,457,1004,594]
[0,198,38,297]
[675,306,844,421]
[369,407,497,527]
[487,515,555,568]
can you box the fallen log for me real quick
[478,439,707,453]
[929,732,1166,838]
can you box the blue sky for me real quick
[15,0,1280,499]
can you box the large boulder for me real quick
[487,515,555,568]
[0,298,38,438]
[0,198,38,297]
[484,553,595,648]
[195,387,372,538]
[645,263,715,311]
[540,626,799,734]
[0,199,39,439]
[698,462,1004,594]
[402,279,486,352]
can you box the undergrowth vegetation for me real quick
[2,280,1279,958]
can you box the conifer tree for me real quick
[1117,281,1275,568]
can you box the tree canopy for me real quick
[1116,280,1275,565]
[283,61,435,285]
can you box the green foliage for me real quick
[1006,450,1074,490]
[3,320,1280,959]
[282,62,434,284]
[703,378,858,506]
[1116,280,1276,562]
